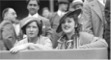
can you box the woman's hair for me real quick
[72,15,82,37]
[22,20,42,37]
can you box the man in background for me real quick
[21,0,51,37]
[0,8,23,50]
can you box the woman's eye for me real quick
[33,26,37,28]
[68,20,72,23]
[26,26,30,28]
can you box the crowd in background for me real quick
[0,0,110,59]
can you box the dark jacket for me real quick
[0,20,23,50]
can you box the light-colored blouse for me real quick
[14,35,53,50]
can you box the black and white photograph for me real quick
[0,0,110,60]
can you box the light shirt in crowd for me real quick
[13,23,20,36]
[28,13,39,18]
[57,10,66,17]
[98,0,106,6]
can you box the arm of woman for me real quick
[79,38,108,49]
[28,37,53,50]
[10,43,31,54]
[79,32,108,49]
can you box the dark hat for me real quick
[20,17,42,34]
[56,9,81,33]
[58,0,69,4]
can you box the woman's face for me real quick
[26,21,39,38]
[62,17,75,34]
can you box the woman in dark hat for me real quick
[56,9,108,49]
[10,17,52,53]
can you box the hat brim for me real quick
[20,17,41,30]
[72,2,83,6]
[56,9,81,33]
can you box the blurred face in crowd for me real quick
[27,0,39,15]
[69,5,75,11]
[26,21,39,38]
[5,8,17,21]
[62,17,75,34]
[74,4,83,10]
[42,8,50,18]
[59,3,68,12]
[70,4,83,11]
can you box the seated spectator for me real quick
[0,8,23,50]
[56,9,108,49]
[10,18,52,53]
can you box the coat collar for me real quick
[90,0,104,22]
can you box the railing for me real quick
[0,48,108,60]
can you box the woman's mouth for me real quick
[64,26,70,30]
[29,32,34,35]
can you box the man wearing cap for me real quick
[50,0,69,48]
[82,0,106,38]
[21,0,51,37]
[69,0,85,31]
[70,0,83,11]
[50,0,69,30]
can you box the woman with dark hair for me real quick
[56,9,108,49]
[10,17,52,53]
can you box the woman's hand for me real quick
[10,43,29,54]
[28,44,40,50]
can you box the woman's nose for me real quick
[30,27,33,31]
[64,22,68,25]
